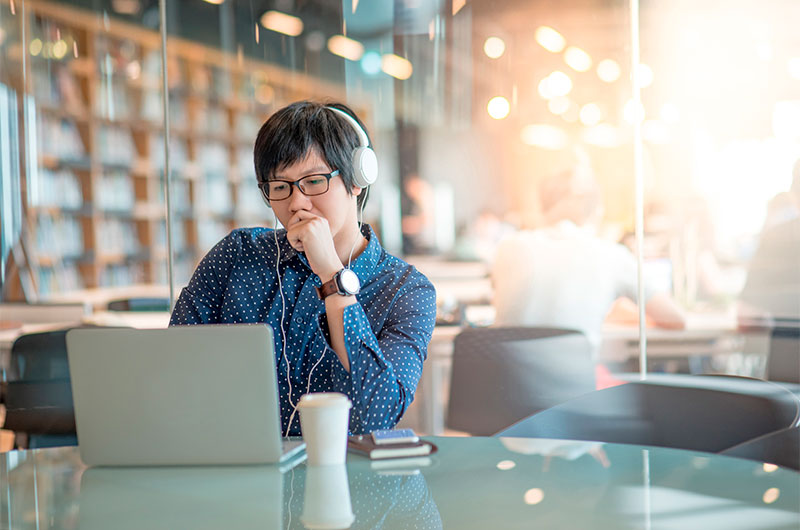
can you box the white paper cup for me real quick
[297,392,352,466]
[301,464,355,529]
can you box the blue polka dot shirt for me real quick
[169,224,437,436]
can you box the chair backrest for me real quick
[2,329,77,445]
[766,324,800,384]
[721,426,800,471]
[0,302,89,324]
[446,327,595,436]
[107,297,170,312]
[497,374,800,454]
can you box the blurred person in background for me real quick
[491,162,686,359]
[401,173,436,255]
[738,158,800,328]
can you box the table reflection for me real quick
[285,460,442,529]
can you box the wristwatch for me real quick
[316,268,361,299]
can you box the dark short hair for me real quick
[254,100,371,208]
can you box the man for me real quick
[170,101,436,436]
[491,165,685,356]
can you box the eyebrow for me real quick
[272,167,331,180]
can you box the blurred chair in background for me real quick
[766,324,800,386]
[496,374,800,454]
[446,327,595,436]
[722,426,800,471]
[2,329,78,449]
[107,297,170,312]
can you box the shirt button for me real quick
[295,317,303,324]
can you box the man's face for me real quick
[268,149,361,243]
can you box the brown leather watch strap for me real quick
[315,278,339,299]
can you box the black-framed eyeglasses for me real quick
[259,170,341,201]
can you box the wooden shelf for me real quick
[4,0,352,299]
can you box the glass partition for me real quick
[2,0,797,445]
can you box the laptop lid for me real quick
[66,324,297,466]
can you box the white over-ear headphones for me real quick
[327,106,379,188]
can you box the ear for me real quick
[352,186,364,197]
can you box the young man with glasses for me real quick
[170,101,436,436]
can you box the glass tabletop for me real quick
[2,436,798,529]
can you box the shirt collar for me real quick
[275,224,381,280]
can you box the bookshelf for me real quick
[1,0,353,299]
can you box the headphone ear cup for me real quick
[352,147,378,188]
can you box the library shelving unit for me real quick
[1,0,353,300]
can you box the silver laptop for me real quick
[66,324,305,466]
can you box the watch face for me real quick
[338,269,361,294]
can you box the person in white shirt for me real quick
[738,159,800,328]
[491,166,685,355]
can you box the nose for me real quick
[287,185,312,213]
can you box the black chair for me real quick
[766,324,800,385]
[496,374,800,454]
[2,329,78,449]
[721,426,800,471]
[107,297,170,312]
[446,327,595,436]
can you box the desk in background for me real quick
[2,437,797,529]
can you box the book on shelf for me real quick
[347,435,437,460]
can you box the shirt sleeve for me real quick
[612,243,658,303]
[324,274,437,434]
[169,231,241,325]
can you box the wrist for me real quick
[317,265,342,284]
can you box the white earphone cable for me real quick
[274,213,296,437]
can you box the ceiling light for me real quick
[327,35,364,61]
[579,103,602,126]
[52,39,68,60]
[381,54,413,80]
[597,59,620,83]
[538,71,572,99]
[564,46,592,72]
[548,96,570,115]
[260,10,303,37]
[360,51,381,75]
[29,38,43,56]
[487,96,510,120]
[484,37,505,59]
[535,26,565,53]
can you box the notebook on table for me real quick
[66,324,304,466]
